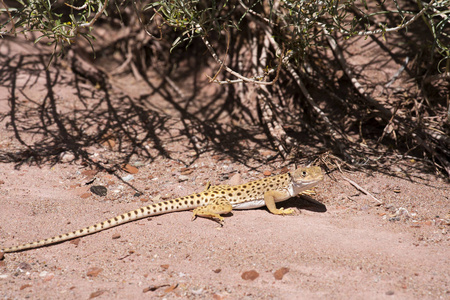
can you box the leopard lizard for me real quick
[1,166,323,253]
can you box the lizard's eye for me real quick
[301,171,307,177]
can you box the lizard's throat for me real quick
[289,180,315,196]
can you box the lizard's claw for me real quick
[277,207,295,215]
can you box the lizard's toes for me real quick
[279,208,295,215]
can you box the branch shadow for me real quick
[0,48,322,174]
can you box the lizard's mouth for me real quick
[292,179,319,192]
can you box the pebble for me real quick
[82,169,98,176]
[122,164,139,174]
[178,175,189,182]
[87,267,103,277]
[386,290,395,295]
[263,170,272,176]
[90,185,107,196]
[20,284,32,290]
[17,262,32,271]
[60,152,75,162]
[190,287,203,295]
[89,290,106,298]
[70,238,81,246]
[180,168,194,175]
[80,192,91,199]
[121,174,134,182]
[274,267,289,280]
[39,271,49,278]
[241,270,259,281]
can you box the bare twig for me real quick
[0,0,15,35]
[355,0,436,36]
[206,28,230,83]
[65,2,88,10]
[385,56,409,88]
[342,176,384,204]
[201,33,281,85]
[79,0,109,29]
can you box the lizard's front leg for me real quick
[192,197,233,224]
[264,190,294,215]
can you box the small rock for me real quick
[89,290,106,299]
[263,170,272,176]
[17,262,32,271]
[82,170,98,176]
[122,164,139,174]
[274,267,289,280]
[386,290,395,295]
[87,267,103,277]
[20,284,32,290]
[60,152,75,162]
[160,264,169,270]
[0,251,4,260]
[279,166,289,174]
[213,268,222,273]
[241,270,259,281]
[90,185,107,196]
[39,271,49,278]
[112,233,121,239]
[80,192,91,199]
[178,175,189,182]
[43,273,54,282]
[121,174,134,182]
[70,238,81,246]
[0,180,4,185]
[180,168,194,175]
[190,287,202,295]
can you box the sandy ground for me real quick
[0,30,449,300]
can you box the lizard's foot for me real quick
[191,197,232,224]
[272,207,295,215]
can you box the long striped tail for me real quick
[1,198,194,253]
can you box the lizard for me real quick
[1,165,323,254]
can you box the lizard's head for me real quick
[289,166,324,191]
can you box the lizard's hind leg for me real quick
[192,197,232,224]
